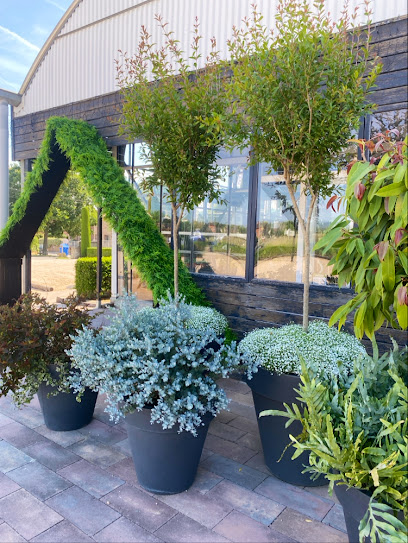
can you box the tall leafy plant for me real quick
[224,0,380,330]
[116,17,229,296]
[316,133,407,351]
[80,206,92,257]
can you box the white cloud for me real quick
[0,75,20,92]
[44,0,66,12]
[0,25,40,52]
[0,56,31,76]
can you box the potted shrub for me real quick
[239,321,366,486]
[0,293,97,431]
[68,295,240,494]
[265,346,407,542]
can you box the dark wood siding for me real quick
[12,16,407,160]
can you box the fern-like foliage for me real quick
[261,344,408,542]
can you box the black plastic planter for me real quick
[125,408,212,494]
[37,365,97,431]
[247,367,324,487]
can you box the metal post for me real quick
[96,207,102,308]
[0,99,9,231]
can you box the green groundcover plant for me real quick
[0,117,206,305]
[263,346,408,542]
[68,295,239,434]
[0,293,91,406]
[239,321,366,378]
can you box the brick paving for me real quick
[0,379,348,542]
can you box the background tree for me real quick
[9,163,21,215]
[116,17,229,296]
[40,170,92,255]
[225,0,380,330]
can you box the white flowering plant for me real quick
[187,306,229,337]
[68,295,240,434]
[239,321,366,378]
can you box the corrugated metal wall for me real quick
[15,0,408,117]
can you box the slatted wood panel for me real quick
[192,275,407,353]
[12,16,407,160]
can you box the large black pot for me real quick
[334,483,404,543]
[247,367,324,486]
[37,365,98,431]
[125,408,212,494]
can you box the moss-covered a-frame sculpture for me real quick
[0,117,206,305]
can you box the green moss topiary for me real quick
[0,117,206,305]
[86,247,112,258]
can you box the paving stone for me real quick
[58,459,125,498]
[207,480,284,526]
[113,437,132,457]
[208,420,246,442]
[0,489,62,540]
[255,476,332,521]
[236,432,262,452]
[227,401,257,422]
[271,508,349,543]
[31,520,93,542]
[101,483,176,532]
[203,434,256,464]
[218,377,251,395]
[226,389,254,406]
[22,439,80,471]
[78,419,126,445]
[0,421,47,448]
[0,441,34,473]
[93,403,118,427]
[68,437,126,468]
[0,522,26,542]
[0,473,20,499]
[45,486,120,536]
[157,488,232,529]
[27,395,41,411]
[34,424,87,447]
[244,452,271,475]
[228,415,259,435]
[154,513,229,543]
[0,413,13,428]
[189,467,223,494]
[202,453,267,490]
[200,448,214,463]
[303,484,340,505]
[323,503,347,533]
[214,410,237,424]
[106,457,140,487]
[214,510,296,542]
[7,462,72,501]
[94,517,161,542]
[0,404,44,428]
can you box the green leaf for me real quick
[376,181,406,197]
[393,160,407,185]
[382,247,395,292]
[396,303,408,329]
[347,162,375,197]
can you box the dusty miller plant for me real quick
[116,17,229,296]
[223,0,381,330]
[68,295,240,434]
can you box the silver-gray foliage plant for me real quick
[68,295,239,434]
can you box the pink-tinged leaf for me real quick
[366,140,375,151]
[326,195,337,210]
[394,228,406,246]
[354,183,366,201]
[384,197,390,214]
[397,285,408,306]
[374,241,389,261]
[347,159,357,174]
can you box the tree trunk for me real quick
[43,230,49,256]
[172,203,179,298]
[302,222,311,331]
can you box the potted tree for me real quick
[224,0,379,486]
[239,321,366,485]
[0,293,97,431]
[68,294,240,494]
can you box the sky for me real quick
[0,0,72,93]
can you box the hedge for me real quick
[75,257,112,299]
[86,247,112,258]
[0,117,206,305]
